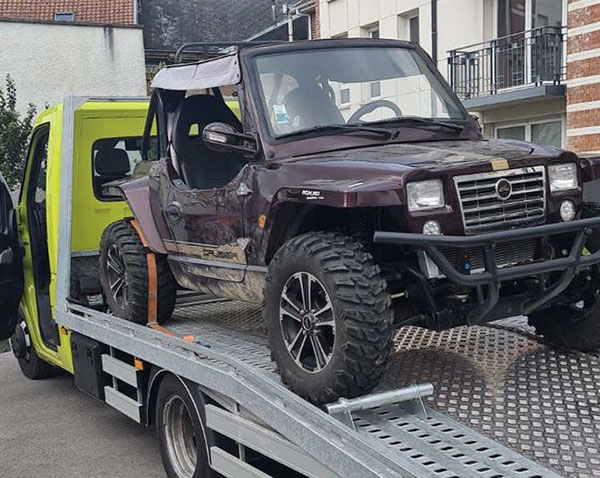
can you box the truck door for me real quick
[0,173,23,340]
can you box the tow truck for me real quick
[2,42,599,478]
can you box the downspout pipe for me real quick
[431,0,438,63]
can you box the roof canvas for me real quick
[151,54,241,91]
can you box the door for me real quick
[23,125,58,348]
[161,170,249,283]
[0,173,23,340]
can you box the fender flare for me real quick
[118,176,168,255]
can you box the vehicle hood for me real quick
[283,139,574,171]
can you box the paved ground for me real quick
[0,352,165,478]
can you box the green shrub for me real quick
[0,74,36,190]
[0,340,9,353]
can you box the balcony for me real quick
[448,26,566,111]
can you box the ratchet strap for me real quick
[129,219,170,333]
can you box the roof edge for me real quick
[0,17,143,29]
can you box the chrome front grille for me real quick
[454,166,546,234]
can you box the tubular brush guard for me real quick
[374,216,600,324]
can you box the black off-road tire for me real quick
[156,375,214,478]
[11,313,54,380]
[264,232,394,405]
[528,302,600,352]
[99,220,176,325]
[528,203,600,352]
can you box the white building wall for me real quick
[0,20,147,112]
[318,0,567,147]
[319,0,493,76]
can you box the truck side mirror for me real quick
[203,122,259,158]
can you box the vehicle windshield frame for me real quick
[242,39,477,156]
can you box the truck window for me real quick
[92,136,157,201]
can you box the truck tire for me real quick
[264,232,394,405]
[99,220,176,325]
[10,313,54,380]
[156,375,214,478]
[528,203,600,352]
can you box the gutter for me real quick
[431,0,438,63]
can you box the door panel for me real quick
[160,167,248,283]
[23,125,59,348]
[0,174,23,340]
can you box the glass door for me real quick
[496,0,527,89]
[495,0,563,89]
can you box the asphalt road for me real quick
[0,351,165,478]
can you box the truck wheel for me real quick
[156,375,214,478]
[10,313,54,380]
[529,206,600,351]
[264,232,394,405]
[99,220,176,325]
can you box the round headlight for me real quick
[423,220,442,236]
[560,200,576,222]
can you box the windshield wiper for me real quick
[279,124,394,140]
[365,116,466,133]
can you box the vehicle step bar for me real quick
[101,348,143,423]
[206,405,338,478]
[210,448,272,478]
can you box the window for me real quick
[340,88,351,104]
[92,136,157,200]
[531,120,562,147]
[497,125,526,141]
[255,46,468,136]
[495,118,563,148]
[54,12,75,22]
[370,81,381,98]
[497,0,562,33]
[368,28,380,39]
[409,15,420,45]
[365,25,382,99]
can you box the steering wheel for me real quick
[348,100,402,124]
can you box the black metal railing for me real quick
[448,26,566,100]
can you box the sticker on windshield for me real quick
[273,104,290,124]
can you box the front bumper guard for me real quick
[374,216,600,322]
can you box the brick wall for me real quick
[0,0,135,24]
[311,1,320,39]
[567,0,600,154]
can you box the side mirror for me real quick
[470,114,482,133]
[202,122,259,158]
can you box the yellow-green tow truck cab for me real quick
[3,99,150,376]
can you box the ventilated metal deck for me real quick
[165,299,600,478]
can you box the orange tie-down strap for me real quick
[129,219,174,336]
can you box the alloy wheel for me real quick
[106,244,128,308]
[279,272,336,373]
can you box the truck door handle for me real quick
[166,202,183,224]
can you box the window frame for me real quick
[91,135,156,203]
[494,116,565,147]
[54,12,76,22]
[408,14,420,45]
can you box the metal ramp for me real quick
[59,298,568,478]
[171,300,600,478]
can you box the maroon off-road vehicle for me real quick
[99,39,600,405]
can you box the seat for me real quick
[170,95,246,190]
[94,149,131,191]
[284,84,345,129]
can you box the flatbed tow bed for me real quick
[61,288,600,478]
[62,295,573,478]
[14,96,594,478]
